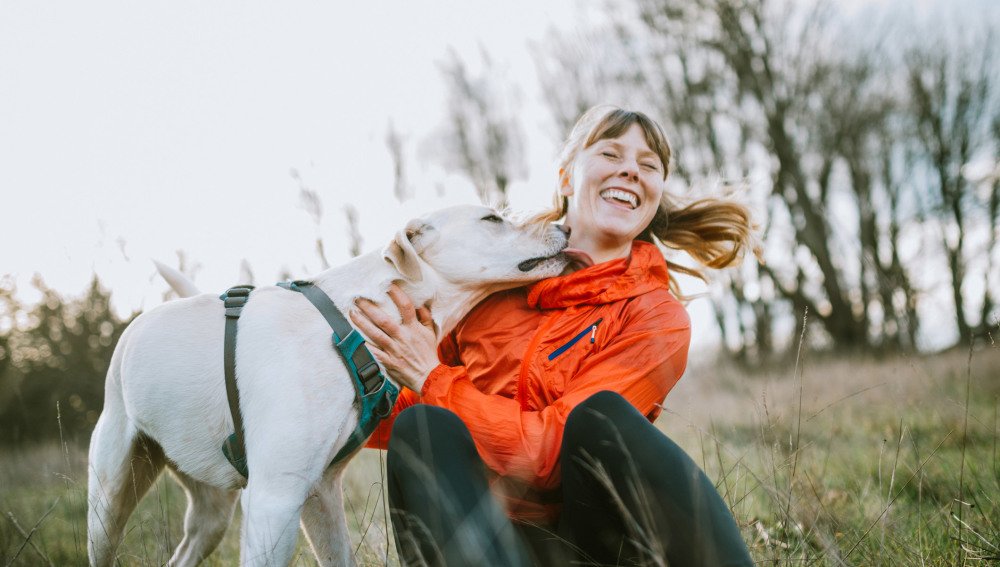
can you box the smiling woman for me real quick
[351,105,758,566]
[558,121,666,264]
[543,105,757,292]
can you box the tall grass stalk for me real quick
[955,340,974,566]
[5,504,57,567]
[784,308,808,530]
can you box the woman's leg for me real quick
[558,391,754,567]
[386,404,531,567]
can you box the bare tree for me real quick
[905,31,1000,343]
[436,48,527,208]
[531,0,1000,357]
[533,28,638,138]
[975,138,1000,330]
[620,0,899,352]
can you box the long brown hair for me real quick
[538,105,758,293]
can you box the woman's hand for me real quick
[349,284,439,394]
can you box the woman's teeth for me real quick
[600,188,638,209]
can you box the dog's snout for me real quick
[557,225,571,238]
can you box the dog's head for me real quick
[382,204,572,289]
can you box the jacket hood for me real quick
[527,241,670,309]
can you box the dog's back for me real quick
[106,289,356,488]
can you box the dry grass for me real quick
[0,445,397,566]
[2,344,998,565]
[664,344,1000,565]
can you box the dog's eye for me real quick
[481,214,503,223]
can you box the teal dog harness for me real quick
[219,281,399,478]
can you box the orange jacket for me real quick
[367,240,691,522]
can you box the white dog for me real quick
[87,205,575,566]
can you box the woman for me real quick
[351,106,756,566]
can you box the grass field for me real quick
[2,345,998,565]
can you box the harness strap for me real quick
[217,280,399,479]
[220,285,254,479]
[276,280,380,392]
[278,280,399,465]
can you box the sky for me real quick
[7,0,986,356]
[0,1,727,350]
[0,2,574,288]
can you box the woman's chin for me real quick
[595,223,645,247]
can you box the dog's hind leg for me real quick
[166,467,239,567]
[300,467,356,567]
[87,419,166,567]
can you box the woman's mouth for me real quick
[600,188,639,210]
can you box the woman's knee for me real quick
[570,391,631,422]
[387,404,480,480]
[389,404,469,451]
[562,391,666,465]
[564,391,633,440]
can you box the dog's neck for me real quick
[308,250,501,341]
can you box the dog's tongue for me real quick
[561,248,595,269]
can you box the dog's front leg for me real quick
[300,467,356,567]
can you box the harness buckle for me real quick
[357,361,382,391]
[221,286,255,318]
[375,387,396,419]
[225,286,253,298]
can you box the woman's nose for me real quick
[618,162,639,182]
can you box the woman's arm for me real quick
[356,285,439,449]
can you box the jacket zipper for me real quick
[547,318,604,361]
[517,312,562,410]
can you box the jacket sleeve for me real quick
[418,297,690,490]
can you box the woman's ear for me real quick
[559,167,573,197]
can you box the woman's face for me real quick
[562,122,666,254]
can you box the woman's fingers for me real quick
[386,284,417,324]
[354,297,397,332]
[415,306,434,329]
[349,300,394,349]
[364,341,389,365]
[348,287,439,394]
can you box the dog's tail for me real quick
[154,260,201,298]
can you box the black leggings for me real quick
[386,391,754,566]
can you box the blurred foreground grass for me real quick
[0,445,396,566]
[2,345,998,565]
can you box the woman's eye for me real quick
[641,162,659,171]
[602,152,619,159]
[481,214,503,223]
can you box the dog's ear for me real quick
[382,220,432,282]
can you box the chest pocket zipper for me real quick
[547,318,604,361]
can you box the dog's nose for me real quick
[557,225,571,238]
